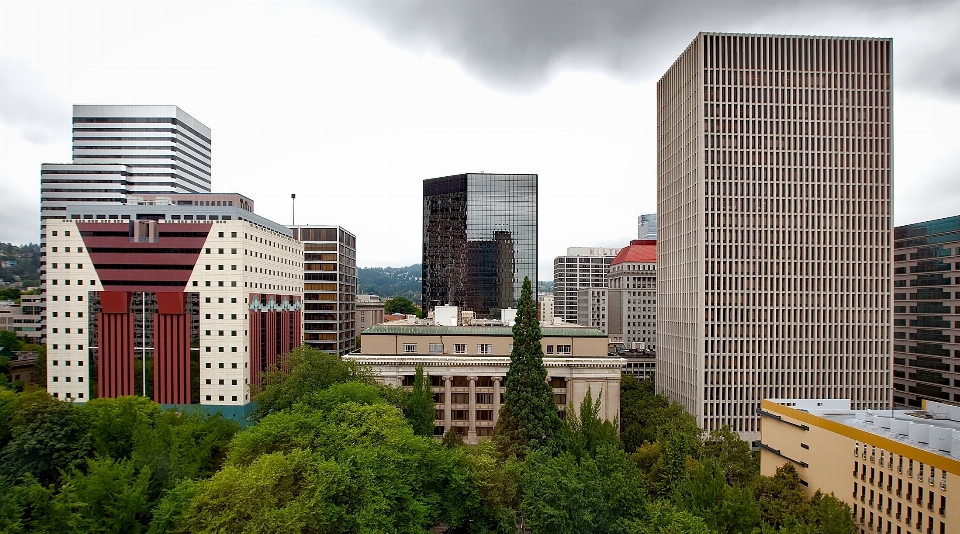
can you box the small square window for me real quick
[231,363,238,369]
[206,395,212,401]
[231,396,238,402]
[219,396,225,401]
[205,362,212,368]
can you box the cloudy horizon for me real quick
[2,0,959,279]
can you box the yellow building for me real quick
[760,398,960,534]
[345,322,624,444]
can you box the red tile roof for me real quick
[611,240,656,265]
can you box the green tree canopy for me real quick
[407,365,434,437]
[619,374,701,454]
[383,296,422,317]
[494,277,565,458]
[252,346,372,418]
[0,331,23,352]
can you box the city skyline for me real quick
[2,1,959,280]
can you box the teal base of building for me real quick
[160,402,258,426]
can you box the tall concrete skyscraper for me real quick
[422,173,537,318]
[656,33,893,440]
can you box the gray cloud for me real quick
[0,57,70,144]
[330,0,960,97]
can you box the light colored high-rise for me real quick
[553,247,621,324]
[656,33,893,440]
[292,225,357,355]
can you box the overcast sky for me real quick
[2,0,959,279]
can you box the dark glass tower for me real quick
[422,173,537,317]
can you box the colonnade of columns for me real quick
[440,375,503,440]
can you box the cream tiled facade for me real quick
[346,324,624,444]
[45,213,303,408]
[657,33,893,440]
[761,399,960,534]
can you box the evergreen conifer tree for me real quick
[494,277,565,457]
[407,365,435,437]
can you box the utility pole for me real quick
[291,193,296,226]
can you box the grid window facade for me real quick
[294,225,357,355]
[657,33,893,441]
[422,173,537,318]
[892,216,960,407]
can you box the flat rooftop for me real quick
[768,398,960,461]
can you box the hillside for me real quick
[358,264,422,301]
[0,243,41,288]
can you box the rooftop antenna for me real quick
[291,193,296,226]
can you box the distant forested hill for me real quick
[358,264,422,301]
[537,280,553,293]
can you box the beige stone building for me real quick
[345,323,625,444]
[356,295,386,330]
[761,398,960,534]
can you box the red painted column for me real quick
[280,310,291,356]
[98,292,134,398]
[249,305,263,387]
[154,292,190,405]
[265,310,278,371]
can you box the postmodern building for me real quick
[290,226,357,355]
[345,322,624,444]
[553,247,621,324]
[657,33,893,440]
[760,398,960,534]
[422,173,537,318]
[605,240,658,349]
[40,105,213,341]
[893,216,960,407]
[44,199,303,417]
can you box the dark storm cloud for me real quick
[330,0,960,97]
[0,57,69,144]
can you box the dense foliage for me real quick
[384,296,423,318]
[0,342,857,533]
[357,264,422,301]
